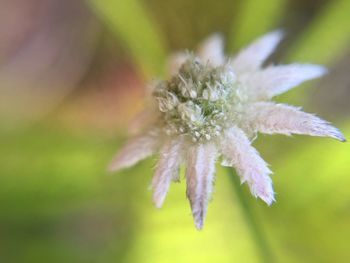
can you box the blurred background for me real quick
[0,0,349,262]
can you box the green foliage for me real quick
[264,125,350,263]
[89,0,168,77]
[2,0,350,262]
[287,0,350,64]
[0,127,147,263]
[278,0,350,106]
[1,124,349,262]
[228,0,287,52]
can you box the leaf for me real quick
[287,0,350,64]
[228,0,287,52]
[262,124,350,262]
[89,0,168,77]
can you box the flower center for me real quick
[153,57,244,142]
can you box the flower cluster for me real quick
[153,56,243,142]
[109,31,345,230]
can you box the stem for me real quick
[226,167,274,263]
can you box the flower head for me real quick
[109,31,345,230]
[154,56,243,142]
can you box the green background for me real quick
[1,0,350,262]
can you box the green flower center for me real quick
[153,57,244,142]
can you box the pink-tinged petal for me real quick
[128,108,158,135]
[185,143,217,230]
[230,30,284,73]
[197,33,225,67]
[221,127,274,205]
[167,52,189,76]
[151,139,184,208]
[244,102,346,141]
[240,64,327,100]
[108,130,160,171]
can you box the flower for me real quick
[109,31,345,230]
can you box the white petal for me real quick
[230,30,284,73]
[151,139,184,208]
[185,143,217,230]
[167,52,189,76]
[244,102,345,141]
[240,64,327,100]
[128,108,158,135]
[220,127,274,205]
[108,130,160,171]
[197,33,225,67]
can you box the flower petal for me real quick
[220,127,274,205]
[230,30,283,73]
[244,102,346,141]
[167,52,189,76]
[128,108,158,135]
[185,143,217,230]
[108,130,160,171]
[197,33,225,67]
[151,139,184,208]
[240,64,327,100]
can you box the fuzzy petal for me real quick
[197,33,225,67]
[240,64,327,100]
[108,130,160,171]
[128,108,158,135]
[230,30,283,73]
[221,127,274,205]
[244,102,346,141]
[167,52,189,76]
[185,143,217,230]
[151,139,184,208]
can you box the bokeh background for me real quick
[1,0,350,262]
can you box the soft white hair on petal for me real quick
[167,52,189,76]
[108,130,160,171]
[128,108,158,135]
[185,143,217,230]
[230,30,284,74]
[244,102,346,141]
[240,64,327,100]
[221,127,274,205]
[151,139,184,208]
[197,33,225,67]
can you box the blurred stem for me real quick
[226,168,274,263]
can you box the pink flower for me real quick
[109,31,345,229]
